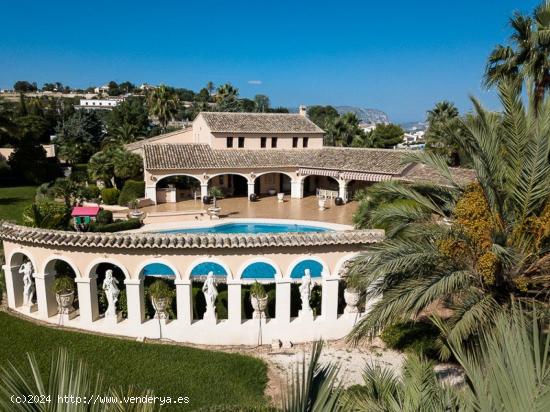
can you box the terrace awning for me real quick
[298,168,340,178]
[339,171,393,182]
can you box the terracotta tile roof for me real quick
[144,144,409,175]
[124,127,192,151]
[398,163,476,186]
[0,222,384,249]
[200,112,324,134]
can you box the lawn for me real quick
[0,312,268,410]
[0,185,36,224]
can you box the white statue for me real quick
[102,269,120,316]
[19,262,35,306]
[202,271,218,318]
[299,269,313,313]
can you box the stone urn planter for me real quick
[318,198,327,211]
[335,197,344,206]
[202,195,213,204]
[149,279,173,320]
[250,281,268,319]
[344,288,361,314]
[268,189,276,196]
[277,192,285,203]
[56,290,75,315]
[151,297,169,320]
[249,193,259,202]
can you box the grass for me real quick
[0,185,36,223]
[0,312,268,410]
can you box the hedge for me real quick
[380,321,440,360]
[118,180,145,206]
[89,218,141,233]
[96,210,113,225]
[101,188,120,205]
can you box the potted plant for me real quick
[53,276,76,315]
[148,279,173,320]
[250,281,268,319]
[127,197,144,220]
[209,186,224,200]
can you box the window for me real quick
[271,137,278,148]
[303,137,309,148]
[226,137,233,148]
[238,137,245,148]
[292,137,298,148]
[261,137,267,148]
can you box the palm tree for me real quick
[147,85,178,132]
[113,122,138,144]
[325,113,364,147]
[0,347,160,411]
[424,101,465,166]
[347,80,550,358]
[206,81,215,96]
[341,304,550,411]
[485,1,550,109]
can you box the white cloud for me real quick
[247,80,262,85]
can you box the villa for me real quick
[127,107,464,206]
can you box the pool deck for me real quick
[140,195,358,226]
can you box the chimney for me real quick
[298,105,307,117]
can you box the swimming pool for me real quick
[158,222,331,234]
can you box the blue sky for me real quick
[0,0,540,122]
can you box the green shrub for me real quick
[52,276,75,294]
[381,321,440,360]
[148,279,173,300]
[96,210,113,225]
[101,188,120,205]
[250,281,267,298]
[89,218,142,233]
[80,184,100,200]
[118,180,145,206]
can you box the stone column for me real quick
[321,277,340,321]
[227,280,242,324]
[291,178,304,199]
[124,279,144,324]
[338,180,349,203]
[275,277,291,324]
[175,279,193,325]
[145,186,157,204]
[2,264,18,309]
[34,272,57,318]
[247,182,256,199]
[200,183,208,199]
[75,274,99,324]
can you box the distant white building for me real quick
[139,83,156,91]
[93,84,110,94]
[76,98,123,110]
[359,122,378,133]
[403,130,425,143]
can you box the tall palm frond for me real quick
[281,341,342,412]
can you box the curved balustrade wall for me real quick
[0,223,383,345]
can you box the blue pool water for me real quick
[159,222,331,234]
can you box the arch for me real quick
[185,258,232,280]
[333,253,361,279]
[253,171,295,181]
[288,257,330,279]
[302,174,339,196]
[42,256,82,279]
[135,259,179,279]
[253,171,292,195]
[85,258,130,280]
[238,258,281,281]
[154,173,205,186]
[207,171,252,183]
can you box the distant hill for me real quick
[334,106,389,124]
[400,121,428,132]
